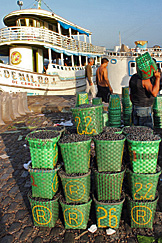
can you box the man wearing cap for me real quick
[129,58,160,129]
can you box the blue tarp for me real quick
[58,21,89,37]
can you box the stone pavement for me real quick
[0,95,162,243]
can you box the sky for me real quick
[0,0,162,50]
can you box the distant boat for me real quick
[106,40,162,94]
[0,0,105,95]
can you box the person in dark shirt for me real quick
[129,69,160,129]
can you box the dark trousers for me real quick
[132,105,153,129]
[96,85,110,103]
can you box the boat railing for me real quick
[106,49,162,58]
[51,64,98,71]
[0,26,105,55]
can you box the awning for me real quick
[58,21,89,37]
[44,46,101,57]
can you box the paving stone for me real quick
[7,202,19,213]
[1,213,15,224]
[19,226,33,241]
[154,224,162,238]
[8,185,19,196]
[127,238,137,243]
[21,171,29,178]
[8,222,21,234]
[15,209,28,220]
[0,174,11,180]
[14,192,24,201]
[50,227,62,237]
[0,235,15,243]
[32,237,43,243]
[63,232,75,243]
[95,235,105,243]
[2,197,11,207]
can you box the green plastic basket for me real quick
[26,130,60,169]
[59,169,91,203]
[109,94,121,109]
[28,191,60,227]
[92,97,102,105]
[136,52,157,80]
[28,166,59,199]
[127,194,158,228]
[122,86,130,99]
[60,198,92,229]
[59,138,91,174]
[71,105,103,135]
[93,167,125,200]
[153,95,162,109]
[93,136,126,172]
[93,194,125,229]
[127,137,161,173]
[76,92,89,106]
[126,166,161,201]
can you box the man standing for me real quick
[85,58,96,98]
[96,58,113,103]
[129,69,160,129]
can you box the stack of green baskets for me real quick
[136,52,157,80]
[76,92,89,106]
[58,134,92,229]
[153,95,162,128]
[71,104,103,135]
[126,133,161,228]
[108,94,121,127]
[26,130,61,227]
[122,87,132,126]
[93,132,126,229]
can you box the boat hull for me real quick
[0,64,95,95]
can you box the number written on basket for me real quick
[134,183,154,200]
[75,116,96,135]
[97,207,118,228]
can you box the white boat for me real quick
[106,41,162,94]
[0,0,105,95]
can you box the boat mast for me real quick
[119,31,121,49]
[37,0,41,9]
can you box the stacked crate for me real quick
[153,95,162,128]
[125,128,161,228]
[26,130,61,227]
[92,131,126,229]
[122,87,132,126]
[108,94,121,127]
[58,134,92,229]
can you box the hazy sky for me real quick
[0,0,161,49]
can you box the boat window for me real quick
[69,68,71,71]
[57,66,60,69]
[131,63,136,68]
[61,67,64,70]
[65,67,67,70]
[49,24,53,31]
[72,68,74,70]
[161,63,162,68]
[20,18,25,26]
[36,21,41,28]
[29,19,33,27]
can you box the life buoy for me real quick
[111,59,117,64]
